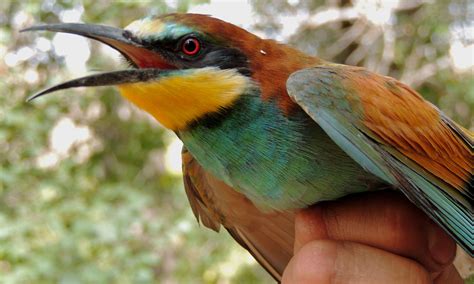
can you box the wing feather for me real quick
[287,65,473,255]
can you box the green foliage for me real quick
[0,0,472,283]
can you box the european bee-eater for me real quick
[24,13,473,280]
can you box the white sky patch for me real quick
[12,11,29,28]
[450,41,474,72]
[59,7,84,23]
[164,0,177,9]
[277,11,309,41]
[4,46,35,67]
[17,46,35,61]
[164,136,183,175]
[36,152,60,169]
[52,33,90,75]
[36,117,95,169]
[48,6,89,75]
[449,19,474,72]
[50,117,92,155]
[288,0,299,6]
[35,37,52,52]
[4,52,20,67]
[306,7,358,27]
[354,0,399,25]
[99,44,122,64]
[189,0,255,30]
[24,69,39,84]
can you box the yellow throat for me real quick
[118,68,249,131]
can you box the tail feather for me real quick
[392,157,473,256]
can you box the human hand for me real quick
[282,191,462,283]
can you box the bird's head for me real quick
[25,13,318,130]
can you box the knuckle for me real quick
[294,206,327,248]
[295,206,324,229]
[320,203,345,239]
[427,223,457,269]
[382,201,424,248]
[408,261,432,284]
[291,241,338,284]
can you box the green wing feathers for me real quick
[287,65,473,256]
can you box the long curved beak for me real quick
[26,69,169,102]
[22,23,173,101]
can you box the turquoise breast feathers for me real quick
[179,88,380,210]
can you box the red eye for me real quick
[182,37,200,55]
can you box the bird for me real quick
[23,13,473,281]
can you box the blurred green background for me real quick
[1,0,473,283]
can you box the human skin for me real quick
[281,191,462,284]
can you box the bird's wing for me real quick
[182,147,295,281]
[287,65,473,256]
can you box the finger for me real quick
[294,191,457,273]
[283,240,431,284]
[433,264,463,284]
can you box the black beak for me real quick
[25,69,166,102]
[22,23,171,101]
[22,23,142,65]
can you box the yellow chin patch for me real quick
[118,68,249,130]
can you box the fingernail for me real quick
[428,223,456,265]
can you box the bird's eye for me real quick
[181,37,201,56]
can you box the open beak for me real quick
[22,23,173,101]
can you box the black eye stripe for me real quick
[139,33,250,75]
